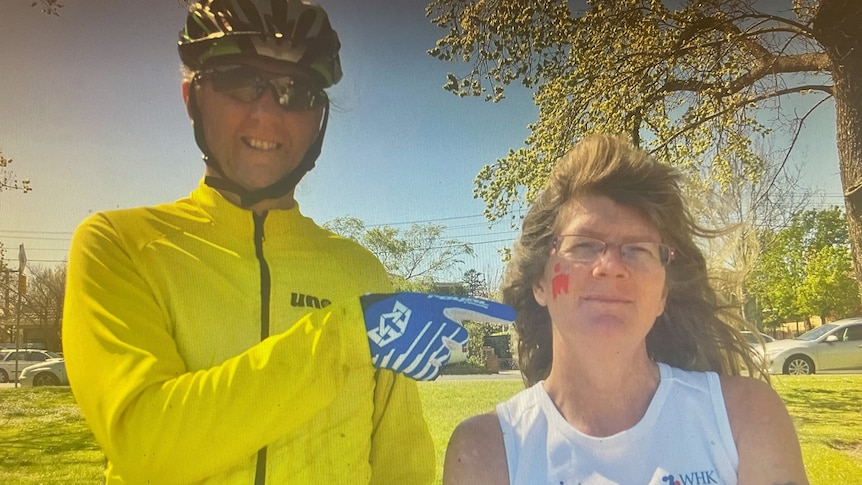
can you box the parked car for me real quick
[18,359,68,387]
[763,317,862,375]
[0,349,62,383]
[740,330,775,346]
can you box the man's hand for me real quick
[360,293,516,381]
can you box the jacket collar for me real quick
[189,179,308,237]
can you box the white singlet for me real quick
[496,363,738,485]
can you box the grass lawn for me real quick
[418,374,862,484]
[770,375,862,483]
[1,375,860,484]
[0,387,103,484]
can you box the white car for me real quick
[740,330,775,346]
[18,359,68,387]
[763,317,862,375]
[0,349,62,383]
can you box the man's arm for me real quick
[63,214,370,483]
[367,369,436,484]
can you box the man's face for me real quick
[184,62,325,192]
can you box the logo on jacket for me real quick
[662,470,719,485]
[290,293,331,309]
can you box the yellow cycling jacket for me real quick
[62,181,435,484]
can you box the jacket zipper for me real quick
[253,212,271,485]
[254,212,272,340]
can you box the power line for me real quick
[0,192,848,265]
[363,210,528,228]
[0,236,72,242]
[0,229,74,235]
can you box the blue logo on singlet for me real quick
[662,470,718,485]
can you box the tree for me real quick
[30,0,193,16]
[1,264,66,351]
[20,265,66,351]
[747,223,807,326]
[0,152,33,294]
[0,152,31,194]
[698,143,812,325]
[323,217,475,291]
[797,245,860,321]
[30,0,63,15]
[458,269,508,366]
[747,207,858,327]
[461,268,489,298]
[427,0,862,299]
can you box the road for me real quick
[436,369,521,381]
[0,371,523,389]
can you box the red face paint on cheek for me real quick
[552,263,569,300]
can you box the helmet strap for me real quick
[188,81,330,208]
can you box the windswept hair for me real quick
[502,134,767,386]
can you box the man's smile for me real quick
[243,137,281,151]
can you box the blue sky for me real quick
[0,0,846,280]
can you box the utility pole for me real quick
[14,244,26,388]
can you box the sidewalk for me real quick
[0,372,524,387]
[436,369,521,381]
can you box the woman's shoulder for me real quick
[718,374,779,410]
[718,374,796,435]
[453,411,503,439]
[443,411,509,485]
[719,375,809,483]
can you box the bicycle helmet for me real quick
[178,0,342,207]
[179,0,342,86]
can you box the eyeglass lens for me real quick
[200,65,326,111]
[554,235,674,268]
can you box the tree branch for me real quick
[651,85,833,154]
[754,95,833,208]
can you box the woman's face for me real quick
[533,195,669,352]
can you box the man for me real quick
[62,1,513,483]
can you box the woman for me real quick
[443,135,808,484]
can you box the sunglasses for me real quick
[195,65,327,111]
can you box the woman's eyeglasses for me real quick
[552,235,676,270]
[195,64,327,111]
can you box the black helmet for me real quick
[179,0,342,87]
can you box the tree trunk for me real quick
[814,0,862,303]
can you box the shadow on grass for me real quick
[830,440,862,459]
[1,425,100,457]
[773,376,862,464]
[781,386,856,411]
[0,387,103,473]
